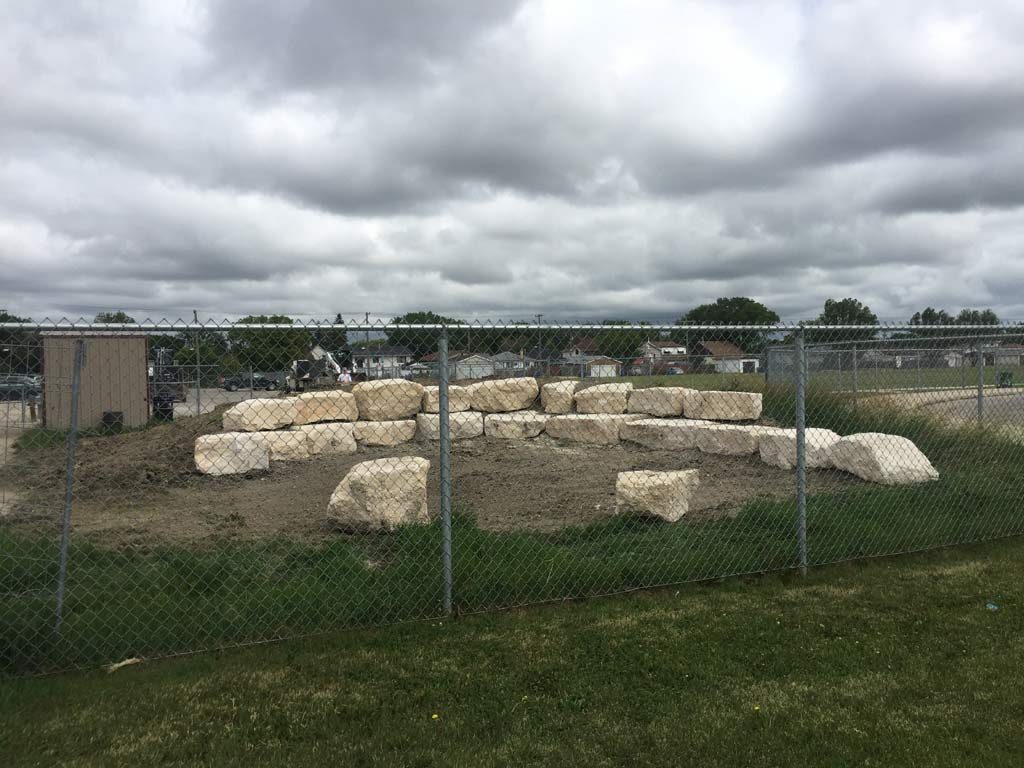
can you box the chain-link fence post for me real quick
[438,328,453,615]
[54,337,85,637]
[795,327,808,576]
[851,343,858,403]
[977,339,985,424]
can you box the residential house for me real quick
[349,344,415,379]
[640,339,687,359]
[562,337,600,357]
[693,340,760,374]
[561,354,621,378]
[419,351,496,380]
[492,351,530,376]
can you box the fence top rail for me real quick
[4,320,1024,333]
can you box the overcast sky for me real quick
[2,0,1024,323]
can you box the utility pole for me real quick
[535,313,544,376]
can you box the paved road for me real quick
[918,391,1024,426]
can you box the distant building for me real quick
[641,339,687,358]
[349,344,414,379]
[491,351,530,375]
[561,354,621,378]
[693,340,760,374]
[419,351,496,380]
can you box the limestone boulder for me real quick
[327,457,431,532]
[693,423,759,456]
[620,418,708,450]
[293,422,357,456]
[466,377,539,413]
[195,432,269,475]
[758,427,841,470]
[831,433,939,485]
[352,379,424,421]
[545,413,647,445]
[541,380,580,414]
[616,469,700,522]
[626,387,693,417]
[293,390,358,425]
[354,420,418,447]
[682,390,763,421]
[574,383,634,414]
[251,429,310,461]
[484,412,549,439]
[222,397,297,432]
[416,411,484,440]
[421,385,471,413]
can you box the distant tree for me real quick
[386,311,468,357]
[594,320,651,358]
[910,307,955,326]
[227,314,311,372]
[94,310,136,324]
[955,308,999,325]
[806,298,878,343]
[312,313,349,352]
[0,309,40,374]
[673,297,780,353]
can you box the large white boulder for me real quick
[421,385,471,413]
[682,390,763,421]
[574,383,634,414]
[251,429,310,461]
[484,412,549,439]
[620,418,708,450]
[466,377,539,412]
[758,427,841,470]
[541,380,580,414]
[626,387,692,417]
[195,432,269,475]
[354,420,418,447]
[693,423,759,456]
[222,397,297,432]
[293,422,357,456]
[416,411,484,440]
[545,413,647,445]
[293,390,358,425]
[616,469,700,522]
[831,433,939,485]
[327,457,431,532]
[352,379,424,421]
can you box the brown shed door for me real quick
[44,337,149,429]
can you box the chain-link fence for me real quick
[2,318,1023,673]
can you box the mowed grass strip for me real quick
[2,538,1023,767]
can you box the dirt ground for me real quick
[0,408,859,546]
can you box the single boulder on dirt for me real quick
[354,419,418,447]
[327,456,431,532]
[484,412,550,439]
[545,413,647,445]
[626,387,692,417]
[416,411,484,440]
[421,385,472,413]
[293,422,357,456]
[352,379,424,421]
[251,429,311,461]
[466,378,539,412]
[682,390,762,421]
[574,383,634,414]
[293,390,359,425]
[693,423,759,456]
[541,380,580,414]
[195,432,269,475]
[830,433,939,485]
[616,469,700,522]
[620,418,708,450]
[222,397,298,432]
[758,427,841,470]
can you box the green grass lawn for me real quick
[3,537,1023,767]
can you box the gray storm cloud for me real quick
[1,0,1023,322]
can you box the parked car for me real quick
[0,374,41,402]
[222,373,279,392]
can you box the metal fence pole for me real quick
[438,328,453,615]
[851,343,858,403]
[193,311,202,416]
[795,328,808,577]
[977,340,985,424]
[54,338,85,637]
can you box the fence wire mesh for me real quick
[2,318,1023,673]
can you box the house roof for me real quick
[418,351,494,363]
[492,351,525,362]
[646,339,684,348]
[565,336,599,353]
[698,340,747,358]
[584,356,621,366]
[350,345,412,357]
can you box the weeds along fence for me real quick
[2,318,1024,673]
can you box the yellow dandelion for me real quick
[431,713,440,720]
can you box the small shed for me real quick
[42,331,150,429]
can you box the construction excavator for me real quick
[284,345,346,393]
